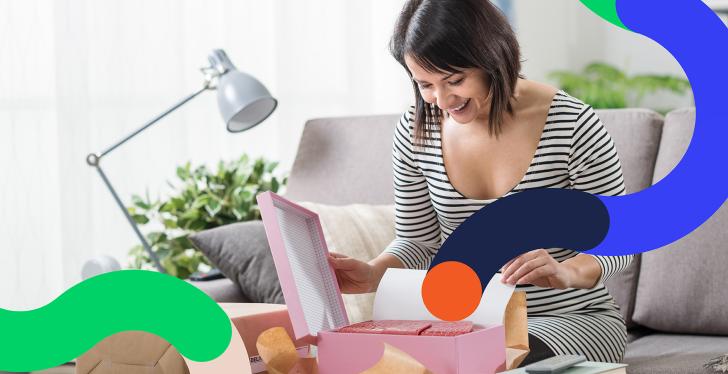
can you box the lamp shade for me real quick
[209,49,277,133]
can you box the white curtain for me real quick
[0,0,413,310]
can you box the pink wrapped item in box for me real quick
[257,191,509,374]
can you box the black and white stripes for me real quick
[383,91,633,362]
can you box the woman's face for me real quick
[405,54,490,124]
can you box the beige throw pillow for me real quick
[297,202,395,323]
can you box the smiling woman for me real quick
[390,0,521,139]
[327,0,635,366]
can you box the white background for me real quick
[0,0,693,309]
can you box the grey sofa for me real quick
[192,108,728,374]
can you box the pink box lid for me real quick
[256,191,350,340]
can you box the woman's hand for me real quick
[500,249,575,289]
[327,252,378,294]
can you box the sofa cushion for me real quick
[595,109,664,194]
[190,221,285,304]
[594,109,663,329]
[633,199,728,334]
[298,202,396,323]
[632,108,728,334]
[624,334,728,374]
[651,108,695,183]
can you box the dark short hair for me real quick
[389,0,522,142]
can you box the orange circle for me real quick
[422,261,482,321]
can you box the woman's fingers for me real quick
[517,266,552,285]
[501,249,554,284]
[329,255,364,272]
[501,256,523,280]
[328,252,354,269]
[506,256,550,284]
[502,250,539,280]
[328,256,374,294]
[500,257,517,273]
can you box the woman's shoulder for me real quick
[551,90,590,112]
[401,103,444,126]
[396,105,419,132]
[532,85,600,130]
[396,104,440,147]
[521,81,609,143]
[548,91,616,160]
[547,91,608,144]
[392,105,417,143]
[405,105,416,121]
[518,79,590,114]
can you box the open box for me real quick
[257,191,509,373]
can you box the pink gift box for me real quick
[257,191,507,374]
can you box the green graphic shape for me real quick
[0,270,231,372]
[580,0,628,29]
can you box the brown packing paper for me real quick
[256,327,318,374]
[503,291,530,371]
[360,343,434,374]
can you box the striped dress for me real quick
[383,91,633,362]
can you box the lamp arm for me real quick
[86,81,214,274]
[97,84,211,160]
[94,164,166,273]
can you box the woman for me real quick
[328,0,633,365]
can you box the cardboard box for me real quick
[220,303,312,373]
[257,192,508,374]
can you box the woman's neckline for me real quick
[438,90,565,202]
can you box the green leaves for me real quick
[549,62,692,113]
[127,154,287,278]
[131,214,149,225]
[131,194,152,210]
[204,198,222,217]
[176,162,191,181]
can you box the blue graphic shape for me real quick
[589,0,728,256]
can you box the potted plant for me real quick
[127,154,286,278]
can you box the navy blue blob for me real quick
[429,188,609,290]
